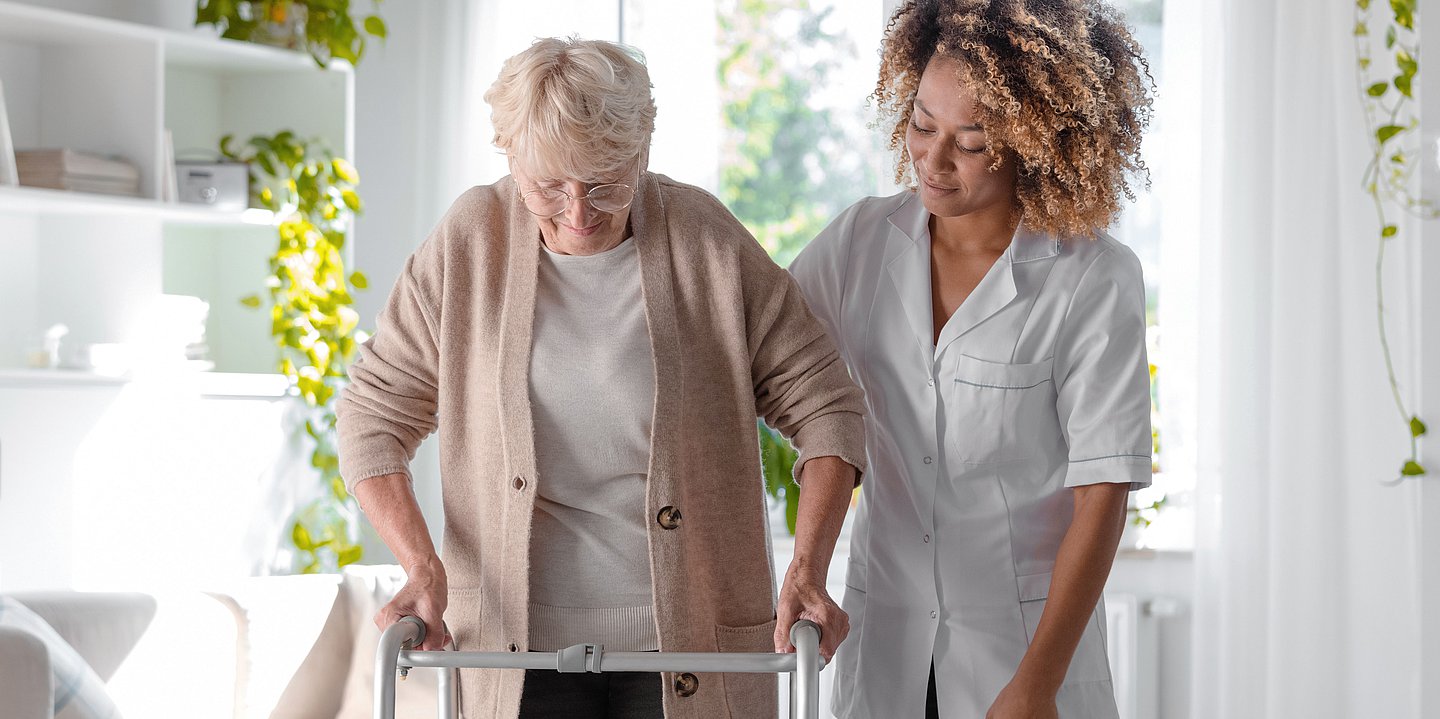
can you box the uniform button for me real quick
[512,475,526,491]
[930,611,938,619]
[657,506,683,530]
[923,534,931,544]
[674,672,700,697]
[927,378,935,387]
[922,456,933,465]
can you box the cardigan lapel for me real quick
[497,181,541,485]
[626,172,692,657]
[628,172,684,489]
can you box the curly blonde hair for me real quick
[876,0,1153,237]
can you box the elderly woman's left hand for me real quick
[774,567,849,661]
[771,456,857,660]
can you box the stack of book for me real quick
[16,149,141,196]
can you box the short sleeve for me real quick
[788,199,862,358]
[1052,244,1153,490]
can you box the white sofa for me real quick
[1,591,158,719]
[0,566,439,719]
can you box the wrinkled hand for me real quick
[985,678,1059,719]
[374,560,451,651]
[773,568,848,661]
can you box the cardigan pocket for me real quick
[715,619,780,718]
[443,587,485,649]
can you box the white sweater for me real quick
[526,236,657,651]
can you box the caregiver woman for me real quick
[789,1,1154,717]
[337,38,865,719]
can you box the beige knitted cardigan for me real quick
[336,172,867,718]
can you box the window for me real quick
[714,0,891,266]
[705,0,1190,549]
[471,0,1191,548]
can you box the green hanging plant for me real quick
[225,130,369,573]
[1127,494,1168,529]
[759,421,801,535]
[1354,0,1433,481]
[195,0,387,69]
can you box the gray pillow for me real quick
[0,596,121,719]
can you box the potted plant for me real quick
[195,0,387,68]
[759,422,801,535]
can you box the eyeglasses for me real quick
[521,182,635,217]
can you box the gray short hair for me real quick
[485,37,657,181]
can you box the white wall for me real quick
[349,0,456,562]
[1418,0,1440,712]
[0,377,296,591]
[624,0,721,192]
[1109,552,1193,719]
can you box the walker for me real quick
[374,616,826,719]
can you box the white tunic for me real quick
[789,192,1151,718]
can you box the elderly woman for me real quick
[790,1,1154,717]
[336,37,865,719]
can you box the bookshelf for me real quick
[0,0,353,376]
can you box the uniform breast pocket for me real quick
[947,354,1057,465]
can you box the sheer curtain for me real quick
[1171,0,1426,716]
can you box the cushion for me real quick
[260,574,353,719]
[333,565,438,719]
[0,595,122,719]
[104,591,239,718]
[9,592,156,682]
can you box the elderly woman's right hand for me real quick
[374,559,451,651]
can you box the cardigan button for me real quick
[674,672,700,697]
[656,506,683,530]
[508,642,518,652]
[512,475,526,491]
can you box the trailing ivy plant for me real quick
[1354,0,1433,481]
[195,0,387,68]
[224,130,370,573]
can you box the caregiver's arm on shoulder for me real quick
[1006,481,1128,697]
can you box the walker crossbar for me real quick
[374,616,826,719]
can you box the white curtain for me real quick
[1170,0,1426,716]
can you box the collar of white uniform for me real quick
[887,190,1061,264]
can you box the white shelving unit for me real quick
[0,0,353,376]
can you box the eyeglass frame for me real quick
[519,178,637,218]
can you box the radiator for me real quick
[1106,593,1183,719]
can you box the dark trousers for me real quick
[926,662,941,718]
[517,669,664,719]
